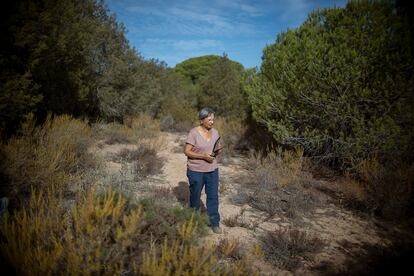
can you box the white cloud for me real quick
[124,2,261,36]
[239,3,264,16]
[143,38,223,51]
[105,0,347,67]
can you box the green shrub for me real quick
[0,188,144,274]
[0,188,220,274]
[137,196,209,242]
[247,1,414,170]
[159,99,198,132]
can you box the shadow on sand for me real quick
[173,181,206,211]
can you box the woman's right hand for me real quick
[203,153,215,163]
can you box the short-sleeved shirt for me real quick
[185,127,220,172]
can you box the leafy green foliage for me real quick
[0,0,180,134]
[199,55,249,119]
[247,0,414,170]
[174,55,243,85]
[97,56,165,120]
[157,69,199,131]
[170,54,248,126]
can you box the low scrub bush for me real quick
[131,145,164,179]
[0,114,98,198]
[0,188,204,273]
[92,114,162,145]
[124,114,161,139]
[261,228,326,271]
[159,100,198,132]
[0,187,261,275]
[0,188,144,274]
[357,158,414,219]
[111,145,164,174]
[92,121,133,144]
[222,208,259,230]
[216,238,243,260]
[137,196,209,243]
[247,146,304,186]
[222,208,247,227]
[320,174,370,214]
[214,117,248,160]
[140,237,260,275]
[150,186,176,201]
[246,147,318,219]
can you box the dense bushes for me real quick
[198,55,249,119]
[173,54,250,128]
[247,0,414,171]
[0,187,261,275]
[261,228,326,270]
[0,0,196,135]
[0,0,133,134]
[0,114,263,274]
[0,188,194,274]
[0,114,97,198]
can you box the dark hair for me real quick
[198,107,215,120]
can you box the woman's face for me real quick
[201,113,215,130]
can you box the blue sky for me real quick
[104,0,347,69]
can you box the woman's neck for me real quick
[199,125,211,132]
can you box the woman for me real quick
[184,107,223,234]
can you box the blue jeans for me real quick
[186,169,220,226]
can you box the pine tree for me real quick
[247,0,414,169]
[199,55,248,119]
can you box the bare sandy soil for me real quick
[93,131,413,275]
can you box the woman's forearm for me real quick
[184,149,207,160]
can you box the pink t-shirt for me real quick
[186,127,220,172]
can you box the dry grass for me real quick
[243,147,319,219]
[92,114,163,146]
[0,187,214,274]
[150,186,176,202]
[131,146,164,179]
[222,208,246,227]
[214,117,248,161]
[92,121,133,144]
[0,114,265,274]
[124,114,161,139]
[219,177,230,194]
[216,238,243,260]
[325,174,370,213]
[339,173,367,203]
[0,114,98,198]
[110,145,165,180]
[222,208,260,230]
[261,227,326,271]
[0,188,143,274]
[246,146,305,187]
[159,101,198,132]
[140,236,261,275]
[357,158,414,219]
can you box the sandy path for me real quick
[155,132,394,275]
[93,131,401,275]
[157,132,188,188]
